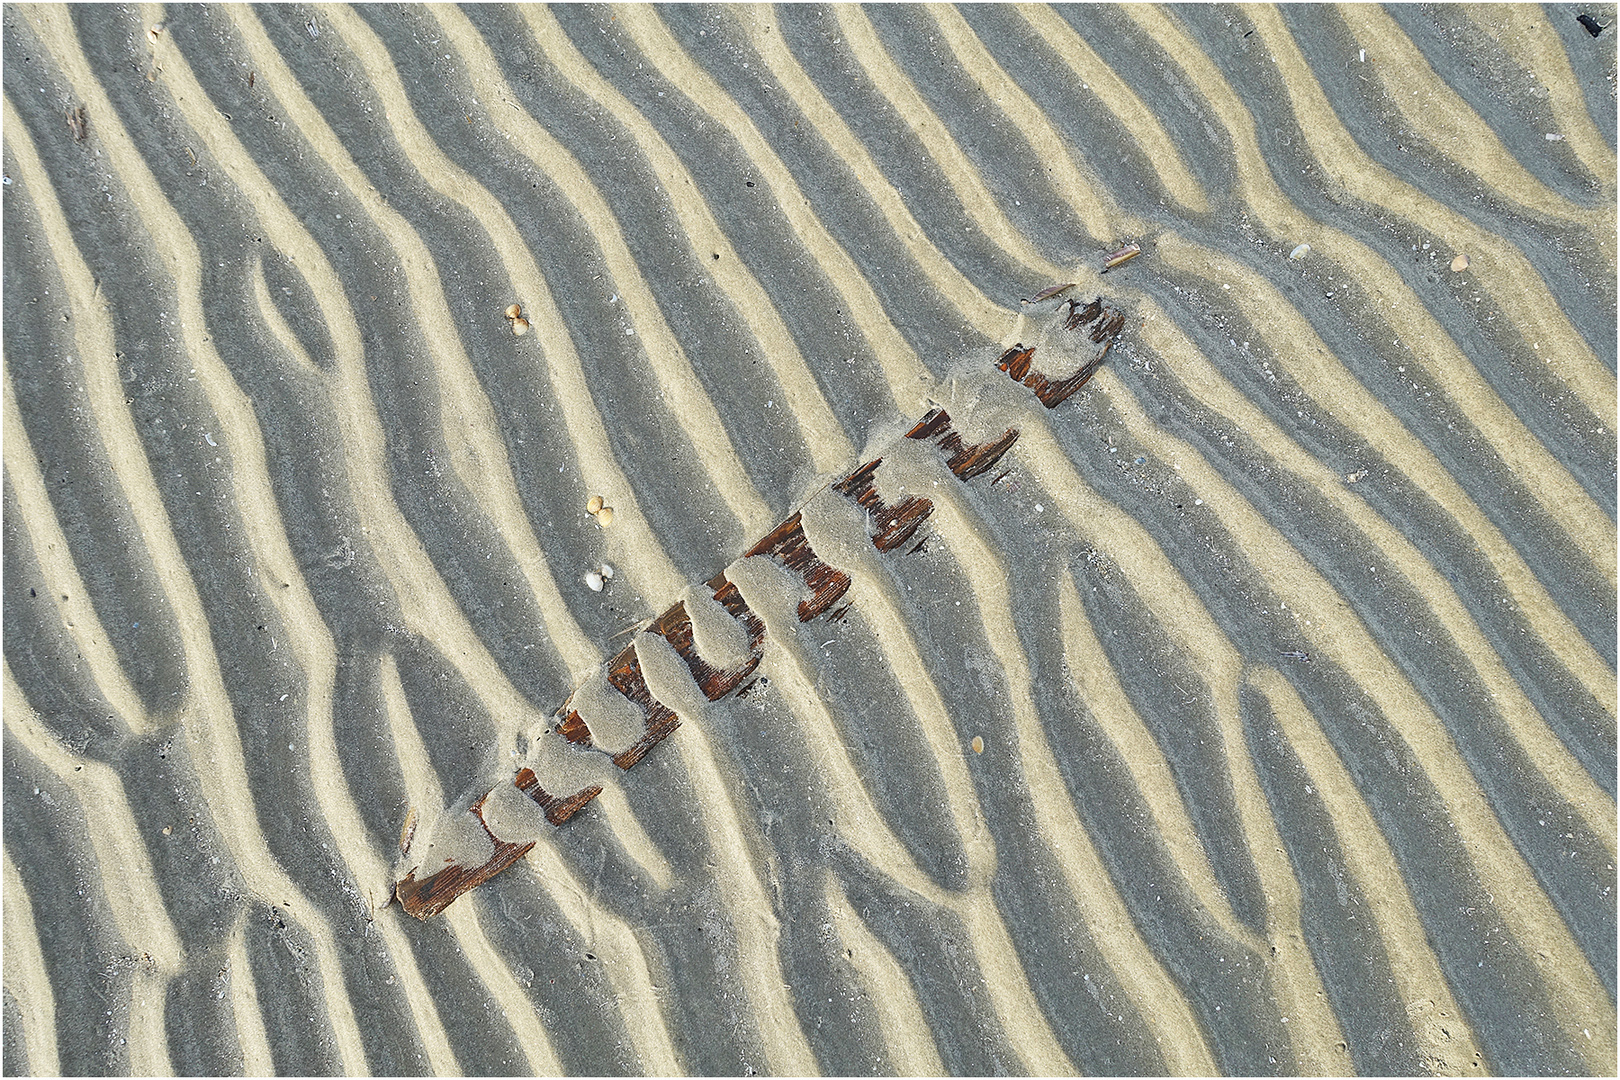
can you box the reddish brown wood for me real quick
[745,512,852,621]
[1092,309,1126,344]
[1039,353,1110,408]
[832,459,935,552]
[394,295,1121,916]
[994,342,1111,409]
[394,796,535,920]
[556,710,594,746]
[902,408,1020,479]
[834,459,882,502]
[944,426,1018,480]
[706,573,769,652]
[904,409,953,442]
[999,345,1036,382]
[649,595,765,701]
[989,298,1126,409]
[514,768,604,825]
[606,643,683,769]
[1065,298,1103,331]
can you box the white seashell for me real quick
[584,571,603,592]
[600,563,614,579]
[1289,243,1311,260]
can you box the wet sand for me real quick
[3,4,1615,1076]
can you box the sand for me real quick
[3,3,1615,1076]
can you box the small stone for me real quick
[1450,253,1470,273]
[587,495,605,515]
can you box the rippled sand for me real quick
[3,5,1615,1075]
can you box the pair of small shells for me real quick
[584,562,615,592]
[586,494,615,527]
[504,303,530,336]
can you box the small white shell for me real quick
[584,571,604,592]
[586,495,605,515]
[600,563,614,579]
[1289,243,1311,260]
[1450,253,1470,273]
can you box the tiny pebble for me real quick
[1289,243,1311,260]
[587,495,605,515]
[584,571,603,592]
[1450,253,1470,272]
[971,736,984,755]
[595,506,615,527]
[505,303,522,320]
[511,317,530,336]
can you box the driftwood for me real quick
[394,295,1127,919]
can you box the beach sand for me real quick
[3,4,1615,1075]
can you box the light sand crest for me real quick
[5,2,1610,1073]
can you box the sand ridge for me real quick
[4,4,1613,1076]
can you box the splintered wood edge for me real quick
[394,797,537,920]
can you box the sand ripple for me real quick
[3,5,1613,1075]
